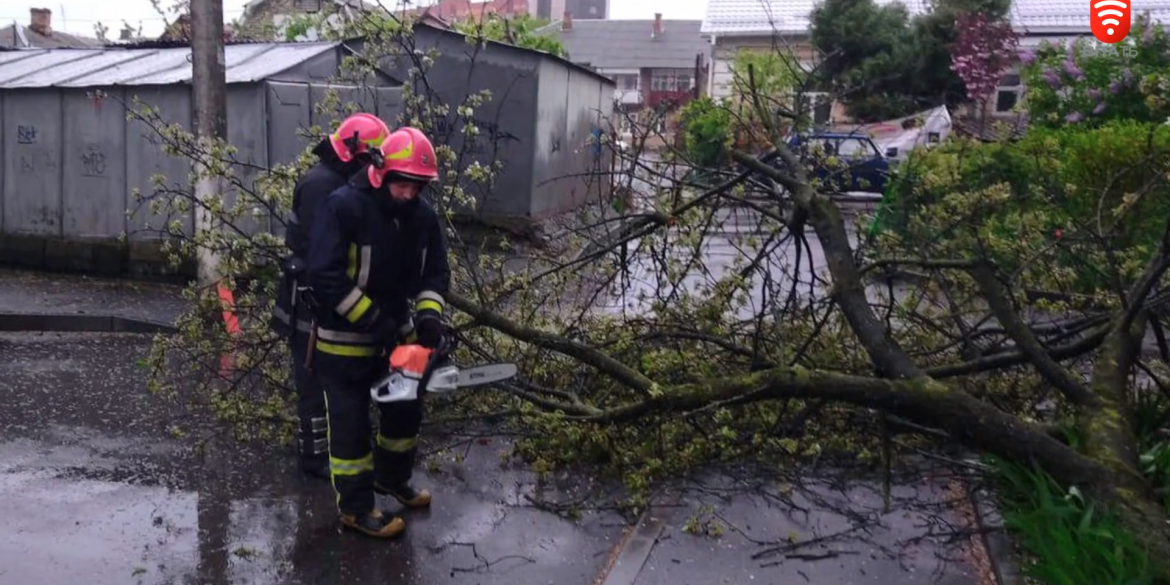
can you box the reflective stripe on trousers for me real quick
[272,306,312,333]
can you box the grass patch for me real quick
[990,456,1155,585]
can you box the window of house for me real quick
[650,73,694,92]
[996,73,1022,113]
[621,75,639,90]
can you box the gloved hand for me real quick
[415,315,443,349]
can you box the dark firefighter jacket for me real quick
[305,171,450,364]
[270,139,364,338]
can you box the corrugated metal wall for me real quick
[377,29,541,219]
[0,81,402,246]
[370,26,615,221]
[531,58,614,218]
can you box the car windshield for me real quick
[834,138,877,157]
[803,136,877,158]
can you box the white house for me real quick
[700,0,1170,125]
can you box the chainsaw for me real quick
[370,326,517,403]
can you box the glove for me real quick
[415,315,443,349]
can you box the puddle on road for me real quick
[0,333,623,585]
[0,433,619,585]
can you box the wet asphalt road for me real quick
[0,262,998,585]
[0,331,624,585]
[0,270,186,325]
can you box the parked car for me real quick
[785,132,894,194]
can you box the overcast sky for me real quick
[0,0,708,38]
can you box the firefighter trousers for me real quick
[319,357,424,516]
[290,330,327,464]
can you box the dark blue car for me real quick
[786,132,893,194]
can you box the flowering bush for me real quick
[1020,13,1170,127]
[874,119,1170,292]
[951,11,1019,105]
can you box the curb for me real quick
[967,478,1023,585]
[0,312,177,334]
[593,506,672,585]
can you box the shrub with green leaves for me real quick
[873,119,1170,292]
[677,97,732,168]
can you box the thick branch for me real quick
[972,262,1099,407]
[571,365,1108,489]
[1077,237,1170,494]
[925,322,1108,378]
[1083,314,1151,483]
[732,149,924,379]
[448,292,654,393]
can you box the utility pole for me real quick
[190,0,228,288]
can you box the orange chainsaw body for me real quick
[389,343,433,378]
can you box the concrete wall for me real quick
[0,80,401,280]
[531,58,613,218]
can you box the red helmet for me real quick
[328,113,390,163]
[368,127,439,188]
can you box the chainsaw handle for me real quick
[414,327,456,395]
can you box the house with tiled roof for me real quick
[701,0,1170,127]
[0,8,101,49]
[539,13,710,142]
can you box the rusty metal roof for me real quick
[0,42,340,88]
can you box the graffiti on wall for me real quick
[19,150,58,173]
[432,114,521,155]
[17,125,36,144]
[81,144,107,177]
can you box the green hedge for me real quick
[871,120,1170,291]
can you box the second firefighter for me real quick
[305,126,451,538]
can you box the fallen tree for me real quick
[124,11,1170,580]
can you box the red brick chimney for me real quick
[653,13,663,37]
[562,10,572,31]
[29,8,51,36]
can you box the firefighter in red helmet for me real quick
[270,112,390,480]
[304,127,449,538]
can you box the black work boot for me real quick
[340,509,406,538]
[375,482,432,508]
[300,454,330,480]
